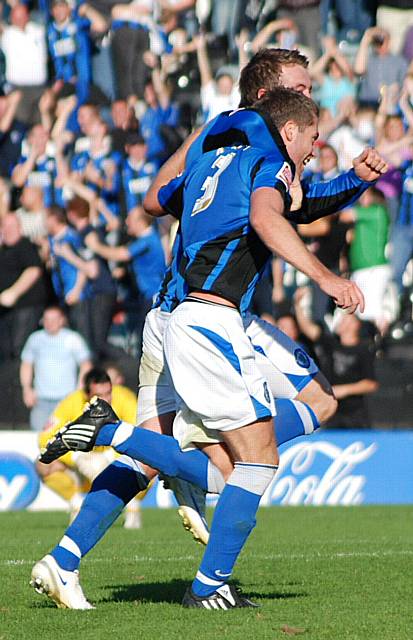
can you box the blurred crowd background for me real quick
[0,0,413,430]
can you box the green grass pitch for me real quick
[1,506,412,640]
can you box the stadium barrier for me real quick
[0,430,412,510]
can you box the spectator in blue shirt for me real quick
[85,206,165,356]
[12,125,64,207]
[45,205,91,341]
[122,132,156,213]
[71,117,122,218]
[47,0,107,104]
[140,64,180,167]
[55,196,122,361]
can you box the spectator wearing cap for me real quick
[354,27,408,108]
[47,0,107,105]
[122,132,156,214]
[85,206,165,357]
[0,4,47,125]
[196,31,240,122]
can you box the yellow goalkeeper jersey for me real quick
[38,385,137,463]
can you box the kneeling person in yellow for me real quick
[37,367,144,528]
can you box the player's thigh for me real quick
[245,314,319,398]
[197,442,234,481]
[164,301,275,433]
[222,418,278,465]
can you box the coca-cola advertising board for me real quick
[0,430,412,510]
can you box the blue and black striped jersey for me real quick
[176,145,293,312]
[155,107,373,312]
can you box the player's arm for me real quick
[289,149,388,224]
[250,187,364,314]
[143,127,202,216]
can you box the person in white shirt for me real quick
[196,31,240,122]
[1,4,47,124]
[20,306,92,431]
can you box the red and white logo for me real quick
[275,162,293,190]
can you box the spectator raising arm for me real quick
[77,3,108,34]
[84,232,129,263]
[0,90,22,133]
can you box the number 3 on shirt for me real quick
[191,151,235,216]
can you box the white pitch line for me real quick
[3,549,413,568]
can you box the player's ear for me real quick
[283,121,299,143]
[257,88,266,100]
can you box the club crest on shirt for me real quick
[294,348,310,369]
[275,162,293,190]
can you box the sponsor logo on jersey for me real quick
[275,161,293,190]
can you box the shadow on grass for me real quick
[101,580,308,605]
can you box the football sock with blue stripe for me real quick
[50,460,148,571]
[192,462,278,597]
[95,422,213,491]
[275,399,319,445]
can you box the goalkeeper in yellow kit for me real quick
[37,366,144,528]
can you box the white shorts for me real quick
[163,300,276,437]
[137,308,177,423]
[137,307,319,431]
[243,313,318,397]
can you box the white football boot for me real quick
[30,554,94,609]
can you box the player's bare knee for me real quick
[314,392,337,424]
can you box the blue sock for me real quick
[50,460,147,571]
[96,422,210,490]
[274,399,319,446]
[192,462,277,597]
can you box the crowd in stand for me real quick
[1,0,413,429]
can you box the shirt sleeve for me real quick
[70,333,91,364]
[20,334,36,363]
[158,172,186,219]
[251,155,293,207]
[127,237,149,259]
[287,169,371,224]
